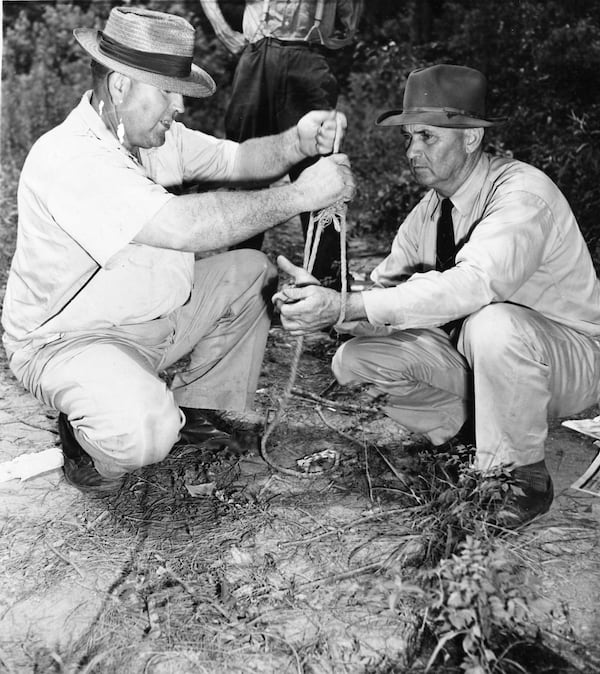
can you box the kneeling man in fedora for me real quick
[1,6,355,494]
[275,64,600,526]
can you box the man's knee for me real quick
[460,304,523,362]
[222,249,278,310]
[332,337,378,385]
[332,338,358,383]
[332,331,438,385]
[127,400,183,469]
[229,249,277,284]
[79,392,183,473]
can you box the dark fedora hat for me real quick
[74,6,216,98]
[377,64,502,128]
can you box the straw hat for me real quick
[377,64,502,128]
[74,6,215,98]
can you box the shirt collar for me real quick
[435,152,491,217]
[76,91,139,164]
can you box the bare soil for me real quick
[1,220,599,673]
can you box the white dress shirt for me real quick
[362,153,600,336]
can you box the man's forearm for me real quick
[231,110,346,183]
[232,128,306,183]
[135,151,353,252]
[136,183,305,252]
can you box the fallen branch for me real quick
[46,540,85,579]
[278,506,415,548]
[373,445,410,484]
[296,561,383,589]
[534,628,600,673]
[315,406,365,449]
[291,386,379,415]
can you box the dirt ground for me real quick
[1,221,600,673]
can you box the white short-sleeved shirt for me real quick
[2,92,239,354]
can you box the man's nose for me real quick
[169,93,184,116]
[405,137,420,159]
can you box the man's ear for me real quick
[464,127,484,154]
[107,72,131,105]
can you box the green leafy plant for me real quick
[372,442,561,672]
[423,535,549,673]
[379,443,526,570]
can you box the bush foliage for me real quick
[2,0,600,263]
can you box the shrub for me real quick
[424,535,548,674]
[0,0,234,171]
[1,3,99,169]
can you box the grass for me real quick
[0,159,19,278]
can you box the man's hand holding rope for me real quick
[274,109,360,336]
[273,256,368,336]
[296,109,346,156]
[293,154,355,213]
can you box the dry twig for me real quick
[291,386,379,415]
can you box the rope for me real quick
[259,201,348,477]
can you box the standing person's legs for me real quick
[331,329,471,445]
[225,41,274,143]
[161,249,278,411]
[228,41,342,280]
[458,303,600,470]
[279,46,341,283]
[226,41,275,252]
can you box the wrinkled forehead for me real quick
[402,123,465,136]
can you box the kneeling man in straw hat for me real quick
[1,6,355,494]
[275,64,600,527]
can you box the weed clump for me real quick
[379,443,561,673]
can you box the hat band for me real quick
[98,32,193,78]
[404,105,484,119]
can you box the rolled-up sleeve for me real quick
[178,124,239,183]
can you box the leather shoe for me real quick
[178,407,247,454]
[496,460,554,528]
[58,414,124,495]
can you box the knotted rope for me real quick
[259,201,348,477]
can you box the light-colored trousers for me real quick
[332,303,600,470]
[9,250,277,478]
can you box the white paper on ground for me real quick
[0,448,64,483]
[570,444,600,497]
[562,416,600,496]
[562,416,600,440]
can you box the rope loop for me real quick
[260,201,349,477]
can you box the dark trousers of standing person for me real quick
[226,37,341,285]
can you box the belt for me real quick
[251,36,328,52]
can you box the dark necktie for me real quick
[435,198,462,335]
[436,198,455,272]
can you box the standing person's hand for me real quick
[217,30,246,55]
[297,110,347,157]
[199,0,247,54]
